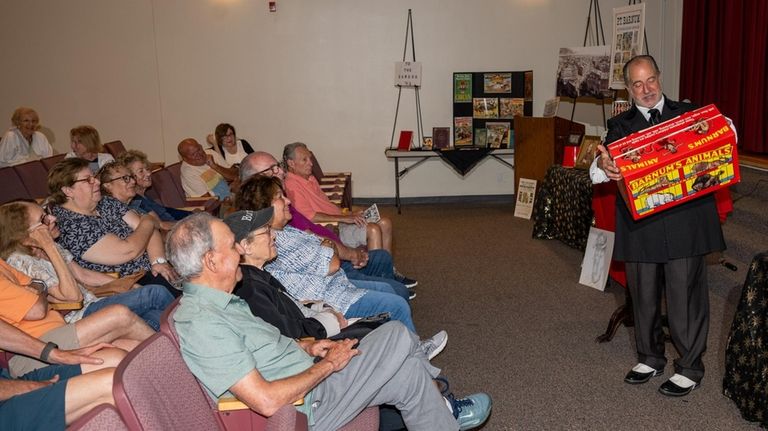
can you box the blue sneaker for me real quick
[447,392,492,430]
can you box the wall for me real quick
[0,0,682,198]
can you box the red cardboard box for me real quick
[608,104,739,220]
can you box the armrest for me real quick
[218,396,304,411]
[181,198,221,215]
[50,301,83,311]
[149,162,165,171]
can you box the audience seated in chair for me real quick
[64,125,114,172]
[282,143,416,285]
[165,212,492,431]
[99,161,178,232]
[47,158,180,298]
[118,150,191,222]
[212,123,254,168]
[223,207,445,360]
[0,201,173,331]
[0,256,153,378]
[281,142,390,250]
[234,176,417,332]
[0,107,54,168]
[0,320,118,430]
[240,152,415,297]
[177,138,236,200]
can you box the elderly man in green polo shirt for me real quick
[166,211,492,431]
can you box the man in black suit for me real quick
[590,55,726,397]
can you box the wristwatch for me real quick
[40,342,58,362]
[152,257,168,266]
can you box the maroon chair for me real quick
[160,300,308,431]
[309,151,352,209]
[161,300,378,431]
[103,140,127,158]
[12,160,49,200]
[41,153,66,171]
[113,332,228,430]
[66,404,129,431]
[161,162,221,214]
[0,167,31,204]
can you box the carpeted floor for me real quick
[382,165,767,430]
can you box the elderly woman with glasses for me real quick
[116,150,190,223]
[64,125,114,172]
[0,200,173,330]
[0,107,54,167]
[98,160,176,232]
[47,158,180,298]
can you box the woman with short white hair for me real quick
[0,107,54,167]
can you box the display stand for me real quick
[389,9,424,150]
[452,71,532,149]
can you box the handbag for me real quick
[330,312,391,341]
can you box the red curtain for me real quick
[680,0,768,153]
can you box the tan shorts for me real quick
[339,223,368,248]
[8,324,80,378]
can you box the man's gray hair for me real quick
[165,212,216,280]
[282,142,307,163]
[622,55,661,88]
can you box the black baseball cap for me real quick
[222,208,274,242]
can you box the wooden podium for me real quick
[514,116,585,188]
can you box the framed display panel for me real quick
[453,70,532,149]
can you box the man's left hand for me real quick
[47,343,114,366]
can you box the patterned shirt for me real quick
[53,196,151,276]
[265,226,365,314]
[6,247,99,323]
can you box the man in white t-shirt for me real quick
[177,138,237,200]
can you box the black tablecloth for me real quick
[724,251,768,426]
[532,165,594,250]
[435,148,492,176]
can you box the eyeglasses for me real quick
[33,203,55,227]
[256,163,282,176]
[72,175,98,185]
[103,174,136,184]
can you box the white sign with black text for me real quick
[514,178,537,219]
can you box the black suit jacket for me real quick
[605,97,726,263]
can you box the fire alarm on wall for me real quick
[269,1,276,12]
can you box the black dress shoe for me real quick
[624,368,663,384]
[658,379,697,397]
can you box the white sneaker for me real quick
[420,330,448,360]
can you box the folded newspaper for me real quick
[363,204,381,223]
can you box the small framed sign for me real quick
[395,61,422,87]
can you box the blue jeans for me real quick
[343,250,409,301]
[82,284,174,331]
[345,290,415,333]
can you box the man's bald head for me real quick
[240,151,285,182]
[178,138,207,166]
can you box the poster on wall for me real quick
[555,46,611,99]
[454,73,472,102]
[609,3,646,89]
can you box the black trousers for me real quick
[625,256,709,383]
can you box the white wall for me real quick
[0,0,682,198]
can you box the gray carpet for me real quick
[383,166,768,430]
